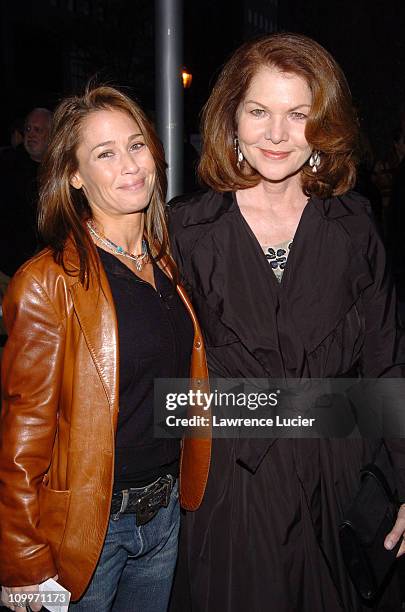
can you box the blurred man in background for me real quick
[23,107,52,162]
[0,106,52,278]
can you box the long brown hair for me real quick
[199,33,358,197]
[38,85,168,286]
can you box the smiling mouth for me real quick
[259,149,291,160]
[118,179,146,191]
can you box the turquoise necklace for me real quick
[87,220,149,271]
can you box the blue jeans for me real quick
[70,481,180,612]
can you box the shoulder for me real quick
[4,248,79,325]
[167,189,236,266]
[316,190,379,241]
[9,248,76,291]
[317,192,387,273]
[167,188,234,230]
[319,190,372,218]
[169,188,223,208]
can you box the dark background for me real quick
[1,0,405,158]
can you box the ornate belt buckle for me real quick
[161,476,172,507]
[135,476,173,526]
[135,503,159,526]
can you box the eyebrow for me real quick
[91,133,143,153]
[244,100,311,111]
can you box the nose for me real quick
[121,150,140,174]
[264,116,288,144]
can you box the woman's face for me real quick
[72,109,156,222]
[236,66,313,183]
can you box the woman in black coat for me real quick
[169,33,405,611]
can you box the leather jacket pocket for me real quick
[38,479,71,556]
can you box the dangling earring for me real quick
[234,137,244,168]
[309,150,321,173]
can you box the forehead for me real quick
[244,66,312,103]
[26,111,50,127]
[79,109,141,144]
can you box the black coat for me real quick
[168,189,405,612]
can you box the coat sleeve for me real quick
[358,217,405,499]
[359,219,403,378]
[0,269,65,586]
[167,204,194,297]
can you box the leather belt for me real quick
[111,474,175,525]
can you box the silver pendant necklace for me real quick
[87,220,149,271]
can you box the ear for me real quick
[70,174,83,190]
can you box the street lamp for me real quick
[182,67,192,89]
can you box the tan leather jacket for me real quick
[0,244,211,600]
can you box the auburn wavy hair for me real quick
[38,85,169,286]
[199,32,359,197]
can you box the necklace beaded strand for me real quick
[87,220,149,271]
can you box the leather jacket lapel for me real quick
[65,246,119,430]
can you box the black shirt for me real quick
[98,248,193,490]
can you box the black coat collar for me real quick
[173,188,361,229]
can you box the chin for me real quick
[128,200,151,214]
[257,171,300,184]
[250,162,303,183]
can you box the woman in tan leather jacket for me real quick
[0,86,210,612]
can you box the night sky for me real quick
[281,0,405,155]
[1,0,404,158]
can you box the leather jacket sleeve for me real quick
[0,267,65,586]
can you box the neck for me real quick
[238,175,307,212]
[91,212,145,254]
